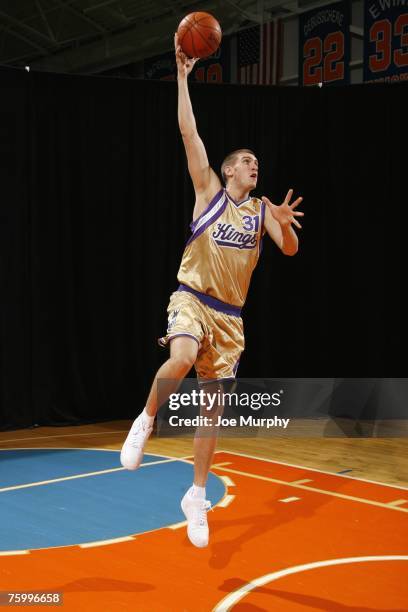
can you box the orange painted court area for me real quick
[2,451,408,611]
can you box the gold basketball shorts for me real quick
[158,288,244,381]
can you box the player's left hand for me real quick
[262,189,304,229]
[174,33,199,77]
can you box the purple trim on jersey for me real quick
[233,358,240,375]
[261,200,266,231]
[186,194,228,247]
[178,284,242,317]
[190,188,224,232]
[226,190,251,208]
[259,200,266,255]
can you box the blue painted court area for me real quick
[0,449,225,551]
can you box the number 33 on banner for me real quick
[369,15,408,72]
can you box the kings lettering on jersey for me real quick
[177,189,266,309]
[212,221,258,250]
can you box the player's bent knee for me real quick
[170,354,196,375]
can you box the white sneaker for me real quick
[181,490,212,548]
[120,413,153,470]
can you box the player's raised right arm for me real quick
[175,34,221,205]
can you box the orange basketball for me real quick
[177,12,222,59]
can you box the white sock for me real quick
[190,484,206,499]
[142,407,154,426]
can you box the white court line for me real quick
[217,494,235,508]
[0,447,195,464]
[387,499,407,507]
[212,555,408,611]
[168,521,188,530]
[0,447,195,467]
[80,536,135,548]
[0,455,194,493]
[219,476,235,487]
[0,431,129,444]
[217,450,408,491]
[0,466,125,493]
[0,550,30,556]
[0,446,122,453]
[279,497,300,503]
[212,464,408,513]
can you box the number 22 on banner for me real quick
[303,31,345,85]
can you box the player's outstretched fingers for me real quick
[291,196,303,209]
[284,189,294,204]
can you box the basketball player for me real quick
[120,33,304,548]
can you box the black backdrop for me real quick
[1,67,407,429]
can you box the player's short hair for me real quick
[221,149,256,184]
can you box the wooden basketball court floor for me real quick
[0,420,407,611]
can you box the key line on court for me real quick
[212,465,408,513]
[220,449,408,491]
[217,494,235,508]
[387,499,407,507]
[0,456,194,493]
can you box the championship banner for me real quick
[144,36,230,83]
[299,1,350,86]
[364,1,408,83]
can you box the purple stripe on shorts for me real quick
[158,332,200,348]
[177,284,242,317]
[190,188,225,232]
[186,193,228,246]
[168,333,200,346]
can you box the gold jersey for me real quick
[177,188,265,312]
